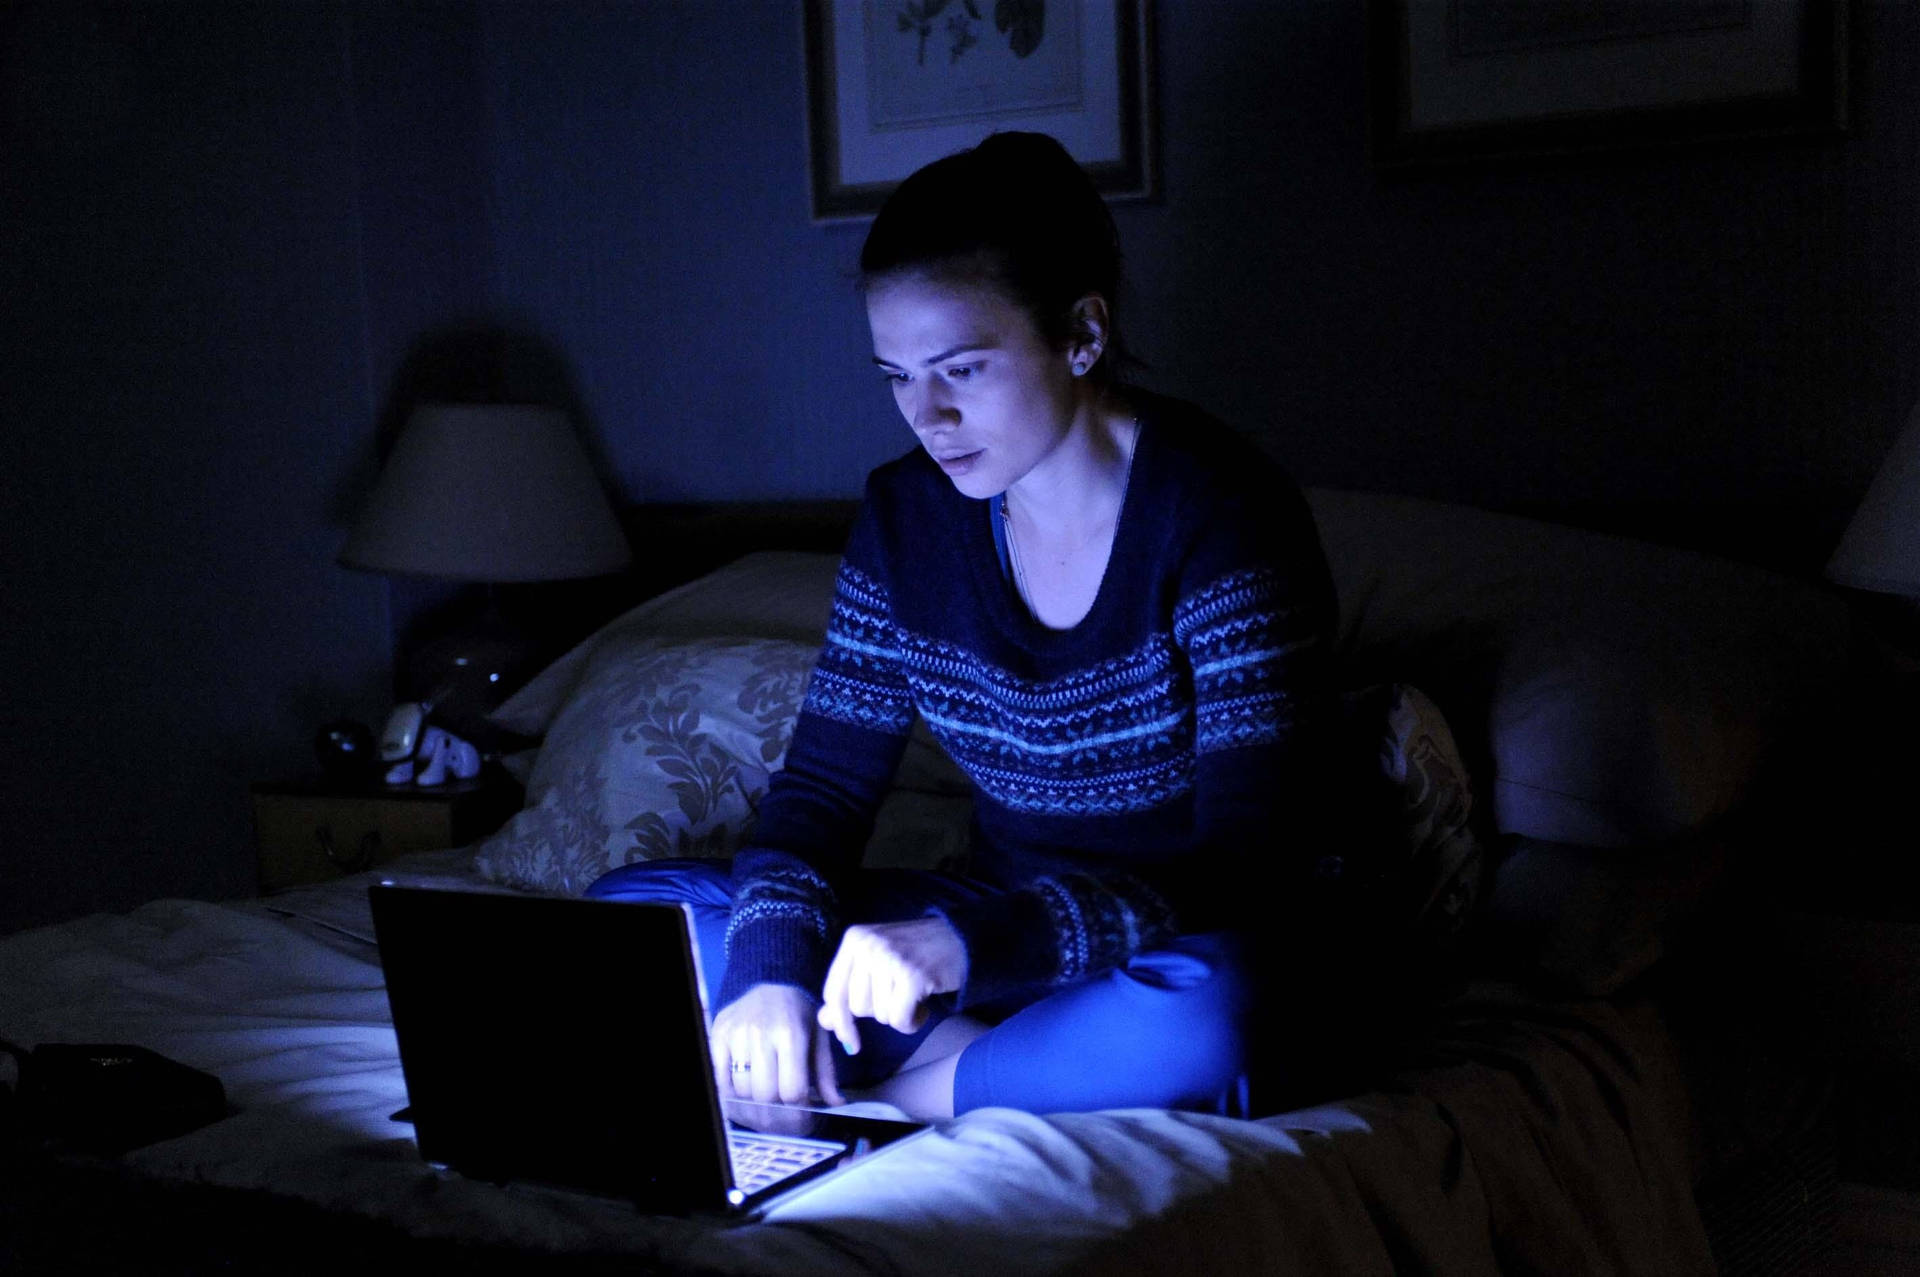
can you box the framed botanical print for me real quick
[804,0,1155,220]
[1369,0,1851,166]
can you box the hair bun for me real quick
[970,132,1081,194]
[973,130,1072,164]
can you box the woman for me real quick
[589,132,1347,1120]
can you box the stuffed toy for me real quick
[378,702,481,786]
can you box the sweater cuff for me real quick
[715,915,830,1011]
[931,890,1057,1008]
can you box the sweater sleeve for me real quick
[717,498,915,1009]
[932,480,1337,1005]
[1174,532,1340,918]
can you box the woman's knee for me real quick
[1121,934,1253,1017]
[582,857,735,908]
[953,934,1257,1114]
[1119,936,1257,1103]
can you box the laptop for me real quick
[367,883,927,1216]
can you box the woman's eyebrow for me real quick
[872,342,997,369]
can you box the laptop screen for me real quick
[371,886,731,1211]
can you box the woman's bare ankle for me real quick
[872,1052,962,1121]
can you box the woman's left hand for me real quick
[817,917,968,1053]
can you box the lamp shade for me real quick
[1828,400,1920,597]
[341,404,631,582]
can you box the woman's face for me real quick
[866,272,1079,501]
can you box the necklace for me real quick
[1001,494,1032,610]
[1000,417,1140,621]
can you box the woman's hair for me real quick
[859,131,1133,381]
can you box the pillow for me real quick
[1348,682,1490,952]
[1374,683,1488,949]
[473,636,816,895]
[488,553,842,739]
[475,630,974,896]
[1307,488,1852,848]
[489,552,970,798]
[1477,832,1731,996]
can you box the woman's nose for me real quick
[908,384,956,435]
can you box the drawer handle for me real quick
[314,824,382,871]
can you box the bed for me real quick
[0,486,1863,1274]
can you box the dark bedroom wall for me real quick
[2,1,1911,933]
[477,0,1917,574]
[1135,1,1919,571]
[0,3,490,933]
[478,0,893,505]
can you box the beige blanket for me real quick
[0,854,1711,1275]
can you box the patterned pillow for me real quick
[472,636,816,895]
[1353,682,1490,951]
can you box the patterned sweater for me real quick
[718,393,1337,1011]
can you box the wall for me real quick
[2,1,1912,931]
[0,3,489,932]
[480,0,1918,570]
[480,1,891,503]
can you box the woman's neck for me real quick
[1003,394,1138,538]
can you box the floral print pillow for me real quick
[472,636,816,895]
[1353,682,1489,951]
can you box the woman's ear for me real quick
[1066,294,1110,377]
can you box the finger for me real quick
[869,951,916,1034]
[884,967,929,1035]
[843,947,875,1024]
[813,1024,845,1107]
[816,1000,862,1059]
[748,1032,779,1106]
[711,1028,736,1098]
[820,939,852,1025]
[884,971,928,1035]
[866,959,898,1031]
[819,944,860,1055]
[819,1001,860,1056]
[777,1025,809,1106]
[727,1032,757,1101]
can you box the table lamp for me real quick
[1828,401,1920,597]
[1828,398,1920,673]
[341,403,632,741]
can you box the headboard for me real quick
[620,499,860,600]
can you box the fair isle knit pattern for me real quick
[727,863,836,952]
[901,626,1191,817]
[797,562,1299,989]
[798,563,917,737]
[810,573,1306,818]
[717,394,1335,1010]
[1036,872,1179,983]
[1175,567,1314,753]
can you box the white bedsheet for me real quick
[0,853,1713,1275]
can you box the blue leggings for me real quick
[584,859,1263,1117]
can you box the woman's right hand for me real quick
[710,982,845,1107]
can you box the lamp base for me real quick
[399,605,541,749]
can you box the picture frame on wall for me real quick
[803,0,1155,221]
[1368,0,1851,166]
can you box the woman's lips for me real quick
[935,449,983,476]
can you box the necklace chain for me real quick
[1000,417,1139,620]
[1003,494,1031,608]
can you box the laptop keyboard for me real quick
[726,1130,843,1195]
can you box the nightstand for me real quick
[250,773,521,893]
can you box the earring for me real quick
[1072,362,1087,376]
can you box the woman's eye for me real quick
[945,365,977,381]
[880,370,909,385]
